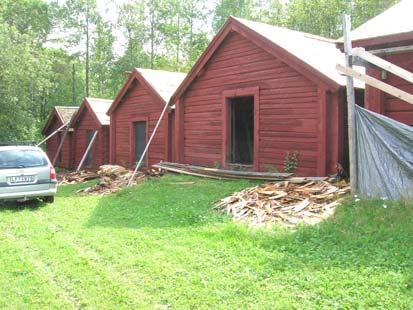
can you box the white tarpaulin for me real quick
[355,105,413,199]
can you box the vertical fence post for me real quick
[342,14,358,193]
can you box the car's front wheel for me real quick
[42,196,55,203]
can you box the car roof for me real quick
[0,145,43,152]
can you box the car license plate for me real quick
[8,175,35,184]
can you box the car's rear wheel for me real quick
[42,196,54,203]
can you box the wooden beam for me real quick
[52,128,69,166]
[342,14,358,194]
[337,64,413,105]
[37,122,69,147]
[76,130,98,172]
[352,47,413,84]
[369,45,413,56]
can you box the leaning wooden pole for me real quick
[52,127,69,165]
[342,14,358,193]
[76,130,98,172]
[37,122,69,147]
[127,101,170,186]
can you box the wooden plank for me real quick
[37,122,68,147]
[352,47,413,84]
[337,64,413,105]
[156,162,293,179]
[153,164,232,180]
[76,130,98,172]
[369,45,413,56]
[342,14,358,194]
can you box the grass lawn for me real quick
[0,174,411,309]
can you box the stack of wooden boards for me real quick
[215,180,350,227]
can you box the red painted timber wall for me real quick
[110,80,169,168]
[72,110,109,169]
[45,115,73,169]
[365,52,413,126]
[178,32,344,176]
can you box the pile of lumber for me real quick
[58,170,100,185]
[215,180,350,226]
[59,165,164,195]
[153,162,294,181]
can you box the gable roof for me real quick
[107,68,186,115]
[86,98,112,125]
[42,106,78,135]
[349,0,413,44]
[72,97,112,127]
[171,16,363,102]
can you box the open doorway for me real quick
[228,96,254,165]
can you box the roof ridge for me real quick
[232,16,335,42]
[135,67,186,73]
[55,106,78,109]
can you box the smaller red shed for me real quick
[42,106,78,169]
[108,68,186,168]
[348,0,413,126]
[71,97,112,169]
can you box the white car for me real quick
[0,145,57,202]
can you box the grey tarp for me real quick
[355,105,413,199]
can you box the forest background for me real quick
[0,0,398,141]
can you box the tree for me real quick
[285,0,400,39]
[90,19,115,97]
[61,0,99,97]
[212,0,254,32]
[0,0,55,44]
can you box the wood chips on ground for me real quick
[215,180,350,227]
[58,165,164,195]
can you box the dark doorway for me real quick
[85,130,94,167]
[134,121,147,166]
[229,96,254,165]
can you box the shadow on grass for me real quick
[0,199,45,212]
[86,174,259,229]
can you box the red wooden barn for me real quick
[171,17,364,176]
[42,106,78,168]
[348,0,413,126]
[107,68,186,168]
[71,97,112,169]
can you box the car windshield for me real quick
[0,150,48,169]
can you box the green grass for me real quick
[0,174,411,309]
